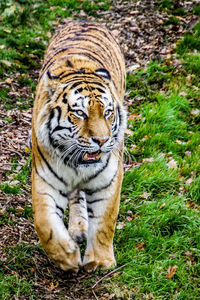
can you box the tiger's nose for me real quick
[91,137,109,147]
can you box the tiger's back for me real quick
[32,20,126,272]
[40,20,125,99]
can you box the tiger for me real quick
[32,20,126,272]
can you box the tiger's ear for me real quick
[43,70,59,95]
[96,68,111,80]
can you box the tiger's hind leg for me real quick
[68,190,88,244]
[32,169,81,272]
[83,162,123,272]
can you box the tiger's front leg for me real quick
[68,190,88,243]
[83,162,123,272]
[32,169,81,272]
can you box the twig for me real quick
[92,263,128,289]
[92,289,98,300]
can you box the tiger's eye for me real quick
[105,110,113,118]
[77,110,84,116]
[75,110,87,119]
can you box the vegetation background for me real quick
[0,0,200,299]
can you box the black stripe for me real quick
[60,191,69,198]
[35,166,68,197]
[47,70,59,80]
[41,46,106,77]
[54,35,116,68]
[35,165,56,190]
[84,154,111,183]
[70,199,81,205]
[55,106,61,121]
[56,212,62,218]
[51,125,72,134]
[96,68,111,80]
[37,146,68,186]
[56,205,64,215]
[112,116,118,133]
[80,216,88,221]
[62,93,68,104]
[87,198,105,204]
[38,192,65,214]
[117,106,121,127]
[48,109,54,132]
[88,215,100,219]
[66,59,73,68]
[84,168,118,195]
[87,207,93,214]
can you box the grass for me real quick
[112,20,200,298]
[0,0,200,299]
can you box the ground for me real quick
[0,0,200,299]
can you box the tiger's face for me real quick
[36,70,126,168]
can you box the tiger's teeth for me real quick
[83,152,101,161]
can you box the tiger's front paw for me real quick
[69,230,88,244]
[83,249,116,272]
[69,225,88,244]
[45,235,81,272]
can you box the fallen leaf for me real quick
[135,242,145,250]
[159,202,166,209]
[5,78,13,84]
[166,265,178,279]
[49,281,59,291]
[141,135,148,141]
[175,139,186,145]
[1,60,12,67]
[25,146,31,152]
[185,178,193,186]
[16,207,24,212]
[185,251,193,257]
[110,272,120,278]
[111,29,120,37]
[186,201,195,208]
[167,159,177,169]
[179,91,187,97]
[3,29,11,33]
[142,157,154,163]
[125,129,133,136]
[191,109,200,116]
[116,222,125,230]
[140,192,151,199]
[184,151,191,157]
[29,268,35,273]
[127,63,140,72]
[128,113,141,121]
[147,293,154,299]
[126,213,138,221]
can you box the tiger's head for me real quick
[35,63,126,169]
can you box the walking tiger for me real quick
[32,20,126,272]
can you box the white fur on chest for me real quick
[38,151,118,194]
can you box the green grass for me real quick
[111,21,200,299]
[1,0,200,299]
[0,274,34,299]
[176,22,200,55]
[193,4,200,16]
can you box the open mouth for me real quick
[81,150,102,164]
